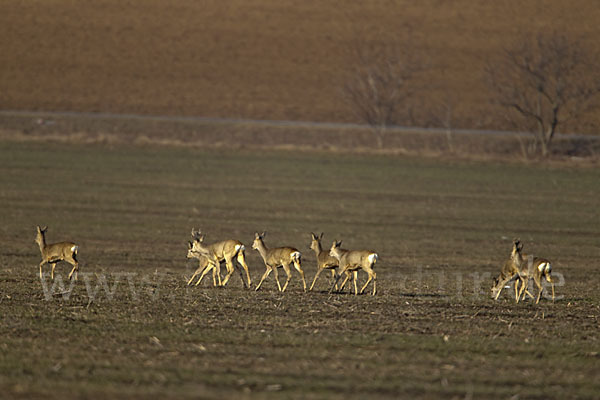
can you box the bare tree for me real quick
[486,32,600,157]
[342,44,419,149]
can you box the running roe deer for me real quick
[35,225,79,280]
[329,240,378,296]
[187,229,252,288]
[252,232,306,292]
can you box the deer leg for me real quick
[68,264,77,281]
[494,278,507,300]
[309,268,323,291]
[535,279,543,304]
[231,258,247,289]
[338,273,351,294]
[293,260,307,292]
[221,258,235,287]
[255,267,272,291]
[196,263,215,287]
[188,262,205,286]
[329,269,346,294]
[521,278,534,300]
[353,270,359,295]
[68,259,79,281]
[237,252,252,288]
[214,259,223,287]
[359,267,375,295]
[187,266,202,286]
[372,271,377,295]
[51,263,56,280]
[280,264,292,292]
[536,288,543,304]
[211,266,218,286]
[329,269,339,291]
[39,261,45,279]
[70,252,79,281]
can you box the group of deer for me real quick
[490,238,555,304]
[34,226,556,302]
[186,230,379,295]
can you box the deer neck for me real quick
[193,241,212,258]
[312,241,322,257]
[330,248,342,261]
[36,233,47,255]
[514,252,526,270]
[255,240,269,260]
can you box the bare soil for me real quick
[1,141,599,399]
[2,0,600,132]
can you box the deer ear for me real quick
[261,231,266,237]
[188,241,192,248]
[42,226,48,232]
[319,232,324,240]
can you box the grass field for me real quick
[0,140,599,398]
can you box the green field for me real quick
[1,141,599,399]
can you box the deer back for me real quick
[317,251,338,268]
[208,239,244,260]
[44,241,78,262]
[340,250,377,269]
[266,246,300,266]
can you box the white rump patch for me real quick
[368,253,378,264]
[71,245,79,253]
[291,251,301,261]
[236,244,244,252]
[538,262,549,273]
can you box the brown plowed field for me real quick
[2,1,600,130]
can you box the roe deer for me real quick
[252,232,306,292]
[491,239,531,302]
[329,240,378,296]
[187,229,252,288]
[517,253,555,304]
[186,240,220,287]
[35,225,79,280]
[308,232,340,291]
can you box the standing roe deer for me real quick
[491,239,531,302]
[187,240,220,287]
[35,225,79,280]
[308,232,340,291]
[517,253,555,304]
[252,232,306,292]
[187,229,252,288]
[329,240,378,296]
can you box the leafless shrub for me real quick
[486,32,600,157]
[342,42,422,149]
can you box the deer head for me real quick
[329,240,343,258]
[191,228,203,241]
[309,232,324,251]
[252,232,266,250]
